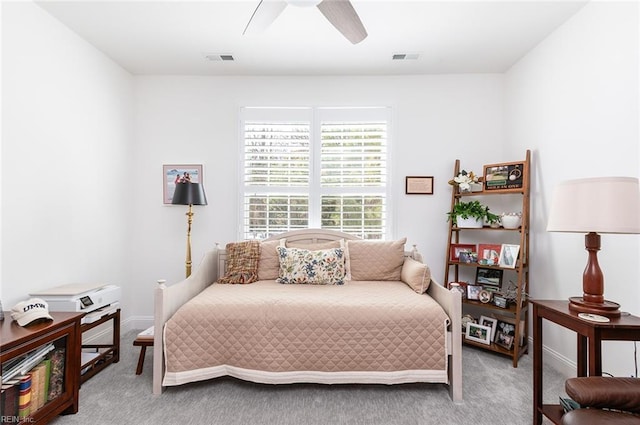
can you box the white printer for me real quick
[30,283,121,314]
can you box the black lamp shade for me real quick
[172,182,208,206]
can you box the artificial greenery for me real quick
[447,200,500,225]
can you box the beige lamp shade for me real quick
[547,177,640,234]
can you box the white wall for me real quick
[130,74,505,319]
[1,3,134,315]
[505,1,640,377]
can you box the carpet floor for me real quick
[49,330,566,425]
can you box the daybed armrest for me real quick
[153,247,220,395]
[427,280,462,403]
[565,377,640,414]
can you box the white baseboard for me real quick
[527,336,576,380]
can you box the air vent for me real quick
[203,53,235,62]
[392,53,419,61]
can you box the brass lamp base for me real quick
[568,296,621,317]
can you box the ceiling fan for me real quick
[243,0,368,44]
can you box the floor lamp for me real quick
[547,177,640,317]
[172,182,208,277]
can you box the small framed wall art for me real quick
[163,164,203,204]
[405,176,434,195]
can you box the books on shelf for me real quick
[17,375,31,418]
[0,347,64,422]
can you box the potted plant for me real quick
[447,200,500,228]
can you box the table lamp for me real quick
[547,176,640,317]
[172,182,208,277]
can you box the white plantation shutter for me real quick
[241,107,390,240]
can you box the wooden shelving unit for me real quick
[444,150,531,367]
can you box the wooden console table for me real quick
[0,311,83,424]
[532,299,640,425]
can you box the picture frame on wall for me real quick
[163,164,203,204]
[405,176,434,195]
[498,244,520,269]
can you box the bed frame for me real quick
[153,229,462,402]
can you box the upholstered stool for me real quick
[133,326,154,375]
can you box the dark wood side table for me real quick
[532,299,640,425]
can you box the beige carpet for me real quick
[49,330,567,425]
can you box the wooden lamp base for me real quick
[568,296,621,317]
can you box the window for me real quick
[241,107,390,240]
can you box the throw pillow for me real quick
[401,257,432,294]
[286,240,342,250]
[257,239,282,280]
[346,238,407,281]
[218,241,260,284]
[276,246,346,285]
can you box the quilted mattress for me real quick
[163,280,450,386]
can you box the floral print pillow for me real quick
[276,246,346,285]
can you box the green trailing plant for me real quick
[447,200,500,226]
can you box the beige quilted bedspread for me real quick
[163,280,449,385]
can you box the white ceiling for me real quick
[35,0,588,76]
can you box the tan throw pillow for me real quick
[401,257,431,294]
[286,240,342,250]
[257,239,281,280]
[346,238,407,281]
[218,241,260,284]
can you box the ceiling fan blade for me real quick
[316,0,367,44]
[243,0,288,35]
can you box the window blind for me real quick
[241,107,390,240]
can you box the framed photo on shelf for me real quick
[458,251,477,263]
[479,315,498,340]
[466,284,482,301]
[495,331,515,350]
[475,267,503,288]
[163,164,203,204]
[495,319,516,347]
[405,176,434,195]
[483,161,525,192]
[498,244,520,269]
[465,322,492,345]
[449,244,476,262]
[477,243,501,265]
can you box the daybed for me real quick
[153,229,462,402]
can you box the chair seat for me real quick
[563,409,640,425]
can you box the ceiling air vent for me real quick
[392,53,419,61]
[203,53,235,62]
